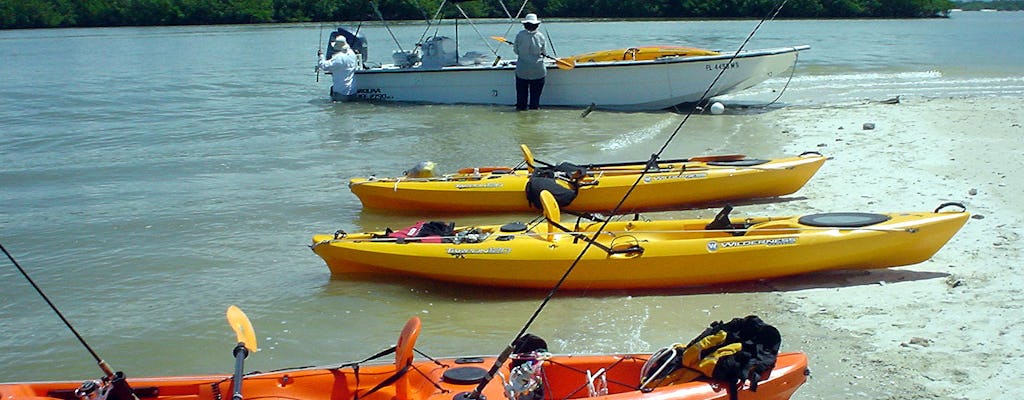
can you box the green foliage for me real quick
[0,0,985,29]
[954,0,1024,11]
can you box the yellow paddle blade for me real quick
[490,36,511,45]
[540,190,561,242]
[554,57,575,70]
[226,305,258,352]
[519,144,536,173]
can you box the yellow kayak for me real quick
[311,194,969,290]
[569,46,721,63]
[349,145,826,213]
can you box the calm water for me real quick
[1,12,1022,382]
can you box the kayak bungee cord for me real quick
[464,1,793,398]
[1,242,138,400]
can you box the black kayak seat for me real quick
[798,212,891,228]
[707,159,769,167]
[442,366,489,384]
[501,222,528,232]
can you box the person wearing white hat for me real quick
[513,13,547,110]
[318,36,360,101]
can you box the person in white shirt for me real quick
[513,13,547,110]
[318,37,359,101]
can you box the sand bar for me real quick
[734,96,1023,399]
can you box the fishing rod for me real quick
[316,24,323,82]
[464,2,793,398]
[1,242,138,400]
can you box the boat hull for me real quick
[311,210,969,289]
[349,154,825,213]
[0,352,809,400]
[352,46,809,111]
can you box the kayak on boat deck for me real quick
[311,194,969,290]
[348,145,826,213]
[568,46,721,63]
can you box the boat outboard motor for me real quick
[329,27,368,67]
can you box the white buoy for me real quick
[710,102,725,115]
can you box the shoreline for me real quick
[745,96,1023,399]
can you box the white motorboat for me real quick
[321,4,808,110]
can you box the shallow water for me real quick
[1,11,1021,381]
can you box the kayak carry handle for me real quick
[934,202,967,213]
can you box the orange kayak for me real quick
[0,317,809,400]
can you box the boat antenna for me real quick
[497,0,529,39]
[1,242,118,379]
[493,0,527,58]
[370,0,406,53]
[464,1,792,398]
[412,0,448,53]
[451,2,498,54]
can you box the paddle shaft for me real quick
[232,343,249,400]
[490,36,573,69]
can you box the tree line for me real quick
[954,0,1024,10]
[1,0,973,30]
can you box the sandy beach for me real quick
[723,96,1024,399]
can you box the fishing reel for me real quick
[74,372,139,400]
[502,351,550,400]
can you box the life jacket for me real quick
[640,316,781,400]
[525,162,587,209]
[388,221,455,243]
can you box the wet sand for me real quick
[736,96,1023,399]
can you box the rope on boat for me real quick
[751,2,794,109]
[764,50,800,108]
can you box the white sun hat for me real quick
[521,13,541,24]
[331,37,350,52]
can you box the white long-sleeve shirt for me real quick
[319,51,359,96]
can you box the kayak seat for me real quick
[704,205,744,236]
[798,212,891,227]
[501,222,528,232]
[442,366,489,384]
[554,162,588,179]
